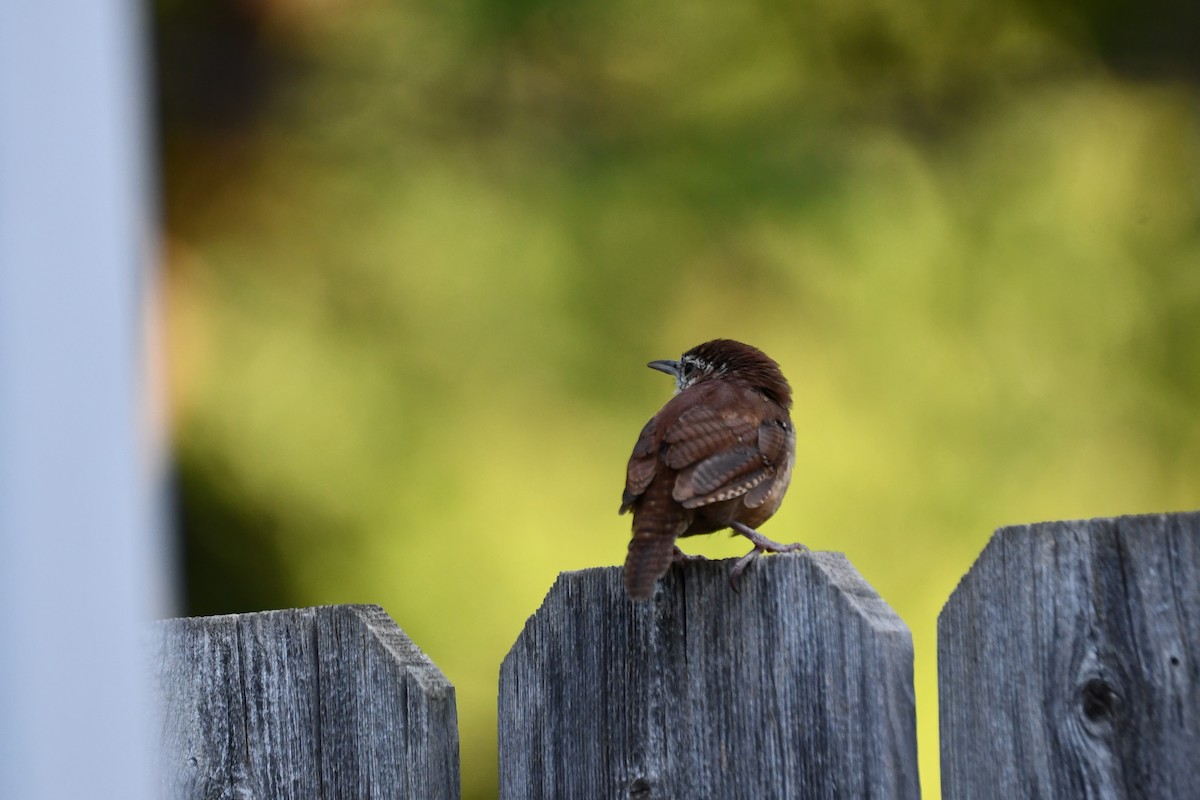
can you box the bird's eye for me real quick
[681,361,697,379]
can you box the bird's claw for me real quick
[672,546,709,564]
[727,522,809,592]
[728,547,763,593]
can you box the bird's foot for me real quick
[728,522,808,592]
[672,546,709,564]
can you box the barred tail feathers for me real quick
[623,481,688,600]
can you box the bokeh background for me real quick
[155,0,1200,796]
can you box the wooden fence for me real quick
[149,511,1200,798]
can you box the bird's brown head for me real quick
[648,338,792,409]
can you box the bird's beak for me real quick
[647,359,680,376]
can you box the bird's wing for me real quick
[663,405,783,509]
[620,417,659,513]
[743,419,791,508]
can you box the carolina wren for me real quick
[620,339,805,600]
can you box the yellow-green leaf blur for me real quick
[158,1,1200,797]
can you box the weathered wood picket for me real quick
[498,552,918,799]
[149,511,1200,799]
[150,604,459,799]
[939,512,1200,798]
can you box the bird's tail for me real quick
[623,482,687,600]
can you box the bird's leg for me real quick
[730,521,807,553]
[672,545,709,564]
[728,521,808,592]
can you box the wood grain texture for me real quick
[498,552,919,799]
[939,511,1200,799]
[149,604,460,800]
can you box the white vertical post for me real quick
[0,2,165,799]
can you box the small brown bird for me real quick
[620,339,806,600]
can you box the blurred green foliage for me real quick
[157,0,1200,796]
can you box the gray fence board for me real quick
[939,511,1200,799]
[150,604,460,800]
[498,552,920,799]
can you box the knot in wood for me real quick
[627,776,653,799]
[1080,677,1119,725]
